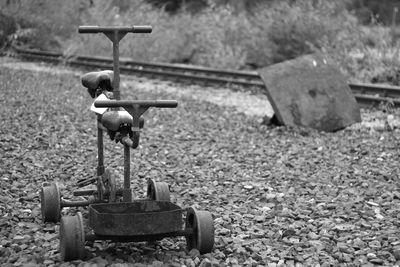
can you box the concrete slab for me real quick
[257,54,361,132]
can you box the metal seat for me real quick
[82,70,114,98]
[101,110,133,131]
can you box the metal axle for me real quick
[85,228,193,242]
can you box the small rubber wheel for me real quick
[147,179,170,201]
[185,207,214,254]
[60,212,85,261]
[40,182,61,223]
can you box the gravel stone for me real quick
[368,240,381,249]
[352,238,366,249]
[369,258,384,264]
[367,253,377,260]
[393,249,400,260]
[2,59,400,266]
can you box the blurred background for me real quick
[1,0,400,84]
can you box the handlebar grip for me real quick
[152,100,178,108]
[78,26,100,33]
[78,25,152,34]
[94,100,178,108]
[132,25,152,33]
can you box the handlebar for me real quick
[78,25,152,34]
[94,100,178,109]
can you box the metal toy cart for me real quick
[40,25,214,261]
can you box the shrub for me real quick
[68,1,192,62]
[0,0,88,50]
[247,1,361,66]
[0,12,17,49]
[68,2,250,69]
[341,26,400,84]
[187,6,250,69]
[3,0,400,84]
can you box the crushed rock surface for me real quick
[0,59,274,118]
[1,59,400,266]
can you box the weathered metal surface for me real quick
[85,229,191,242]
[85,228,193,242]
[147,179,171,201]
[61,198,93,207]
[89,201,183,236]
[60,212,85,261]
[123,144,132,202]
[185,207,214,254]
[257,54,361,132]
[40,182,61,222]
[97,115,105,176]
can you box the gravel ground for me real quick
[0,59,274,119]
[1,60,400,267]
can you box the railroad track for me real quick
[13,47,400,107]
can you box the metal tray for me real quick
[89,200,183,236]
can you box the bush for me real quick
[340,26,400,84]
[0,12,17,49]
[68,2,250,69]
[0,0,88,50]
[2,0,400,84]
[67,1,191,62]
[246,1,361,66]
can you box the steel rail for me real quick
[16,48,259,79]
[68,59,264,87]
[13,48,400,107]
[78,55,261,80]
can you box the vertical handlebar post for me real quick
[104,31,125,100]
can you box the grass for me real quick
[2,0,400,84]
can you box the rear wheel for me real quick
[40,182,61,223]
[60,212,85,261]
[185,207,214,254]
[147,179,170,201]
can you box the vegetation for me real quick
[1,0,400,83]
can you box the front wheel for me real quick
[185,207,214,254]
[60,212,85,261]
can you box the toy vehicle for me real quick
[40,25,214,261]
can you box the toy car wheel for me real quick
[60,212,85,261]
[40,182,61,223]
[185,207,214,254]
[147,179,170,201]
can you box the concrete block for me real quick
[257,54,361,131]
